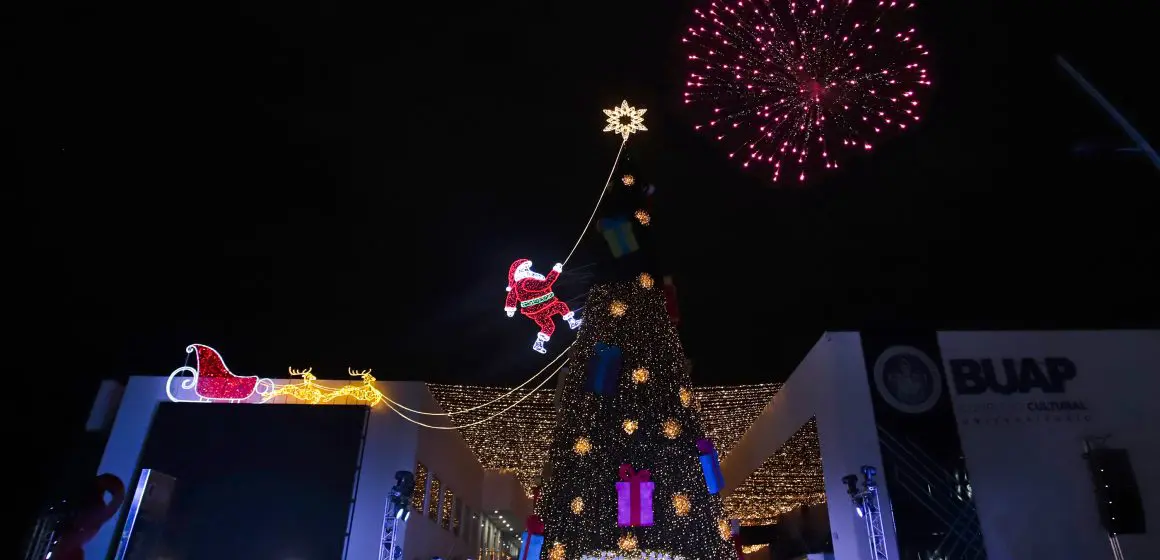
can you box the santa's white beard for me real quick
[528,273,545,281]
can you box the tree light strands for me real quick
[540,282,737,560]
[682,0,931,183]
[561,100,648,266]
[385,344,571,416]
[580,552,687,560]
[382,358,568,430]
[426,382,822,523]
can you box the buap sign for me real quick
[948,357,1077,395]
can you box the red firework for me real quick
[682,0,931,183]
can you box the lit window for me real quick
[452,496,462,535]
[412,463,429,513]
[442,488,454,529]
[429,477,441,521]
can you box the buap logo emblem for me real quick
[873,345,943,414]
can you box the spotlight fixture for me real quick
[390,471,415,521]
[842,466,888,560]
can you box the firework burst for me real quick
[682,0,931,183]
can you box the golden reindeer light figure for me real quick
[323,368,386,406]
[262,367,333,404]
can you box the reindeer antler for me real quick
[288,367,316,380]
[347,367,373,378]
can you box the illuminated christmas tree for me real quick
[537,277,735,560]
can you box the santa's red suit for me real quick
[504,259,582,353]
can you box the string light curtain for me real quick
[427,383,824,523]
[427,384,558,494]
[723,419,826,526]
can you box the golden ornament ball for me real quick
[573,436,592,455]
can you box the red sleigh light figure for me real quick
[166,344,274,403]
[504,259,582,354]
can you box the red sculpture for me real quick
[50,474,125,560]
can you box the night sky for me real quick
[13,0,1158,518]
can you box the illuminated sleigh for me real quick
[166,344,275,403]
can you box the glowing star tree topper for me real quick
[504,259,582,354]
[603,100,648,141]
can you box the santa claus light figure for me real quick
[504,259,582,353]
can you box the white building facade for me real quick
[724,330,1160,560]
[85,374,531,560]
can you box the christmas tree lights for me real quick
[580,552,685,560]
[716,519,731,541]
[575,437,594,455]
[538,282,737,559]
[427,381,823,525]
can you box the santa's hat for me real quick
[508,258,531,287]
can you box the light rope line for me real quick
[383,344,571,416]
[562,137,628,266]
[394,118,631,421]
[384,358,567,429]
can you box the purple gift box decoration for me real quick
[616,464,654,527]
[697,438,724,495]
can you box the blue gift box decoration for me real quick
[518,532,543,560]
[597,216,640,258]
[585,342,622,395]
[697,438,724,495]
